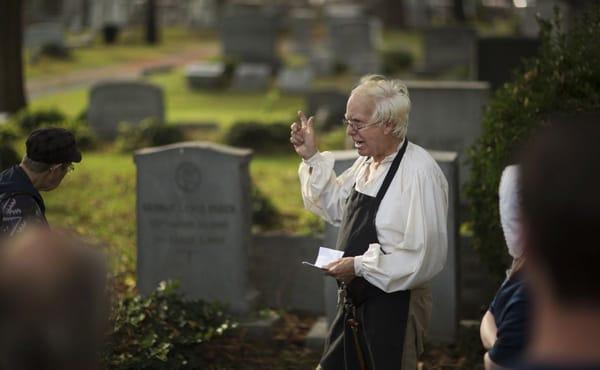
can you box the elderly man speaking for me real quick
[290,75,448,370]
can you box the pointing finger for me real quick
[298,111,308,126]
[306,116,314,130]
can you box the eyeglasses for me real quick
[62,163,75,173]
[342,118,380,131]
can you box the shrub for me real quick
[117,119,185,152]
[12,108,66,132]
[60,119,98,151]
[4,109,98,153]
[466,7,600,280]
[252,185,280,230]
[39,43,71,59]
[0,147,20,171]
[224,121,291,153]
[103,281,234,370]
[382,49,414,75]
[0,121,24,170]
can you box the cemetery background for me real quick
[1,1,598,369]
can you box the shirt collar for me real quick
[365,139,406,164]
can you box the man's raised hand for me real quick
[290,111,317,160]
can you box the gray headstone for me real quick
[24,22,66,51]
[232,63,271,91]
[185,62,226,90]
[326,15,382,75]
[250,233,324,313]
[135,142,254,314]
[403,0,430,29]
[428,150,460,343]
[188,0,218,29]
[88,81,164,139]
[324,4,364,18]
[305,89,348,131]
[322,148,460,343]
[289,8,316,55]
[276,67,313,94]
[404,80,489,190]
[219,5,280,67]
[517,0,569,37]
[370,0,407,29]
[477,37,541,90]
[310,47,335,76]
[422,27,476,78]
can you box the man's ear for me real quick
[382,121,394,135]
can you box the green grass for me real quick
[43,152,136,274]
[147,71,305,127]
[30,69,306,128]
[26,27,218,80]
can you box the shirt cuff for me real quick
[353,255,364,277]
[302,151,322,165]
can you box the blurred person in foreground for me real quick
[0,228,107,370]
[0,127,82,238]
[291,75,448,370]
[514,116,600,370]
[480,165,529,369]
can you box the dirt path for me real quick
[26,44,219,99]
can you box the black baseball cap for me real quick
[26,128,82,164]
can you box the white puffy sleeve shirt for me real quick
[298,142,448,292]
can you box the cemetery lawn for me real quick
[25,27,218,80]
[31,69,305,128]
[43,151,310,274]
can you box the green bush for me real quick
[60,119,98,151]
[0,146,20,171]
[0,122,23,170]
[224,121,291,153]
[12,108,67,132]
[252,185,281,230]
[382,49,414,75]
[103,281,234,370]
[117,119,185,152]
[466,7,600,280]
[7,108,98,151]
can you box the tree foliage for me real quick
[466,6,600,280]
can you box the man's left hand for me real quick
[325,257,355,284]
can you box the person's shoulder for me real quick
[1,193,41,215]
[403,142,445,177]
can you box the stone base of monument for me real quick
[237,310,282,340]
[232,63,271,91]
[310,49,335,76]
[305,316,328,350]
[276,67,313,94]
[141,63,175,77]
[186,62,226,90]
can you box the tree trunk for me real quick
[453,0,466,23]
[0,0,27,114]
[145,0,159,45]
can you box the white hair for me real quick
[351,74,411,139]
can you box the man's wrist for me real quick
[303,151,320,164]
[353,256,363,277]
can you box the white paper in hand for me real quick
[302,247,343,270]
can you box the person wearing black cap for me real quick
[0,128,82,238]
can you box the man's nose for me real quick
[346,123,356,135]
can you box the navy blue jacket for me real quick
[0,165,47,237]
[488,270,529,367]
